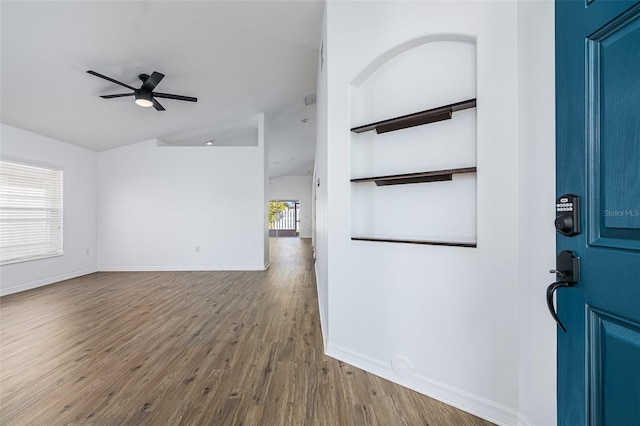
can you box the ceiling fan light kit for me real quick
[134,90,154,108]
[87,70,197,111]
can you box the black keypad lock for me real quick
[555,194,580,236]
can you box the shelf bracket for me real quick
[376,110,452,133]
[375,173,452,186]
[351,167,476,186]
[351,98,476,134]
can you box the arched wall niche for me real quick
[352,34,476,85]
[351,34,476,127]
[349,35,478,246]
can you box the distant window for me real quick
[0,159,63,265]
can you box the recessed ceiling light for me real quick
[205,140,214,146]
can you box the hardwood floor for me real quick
[0,238,492,425]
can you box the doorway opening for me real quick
[269,200,300,237]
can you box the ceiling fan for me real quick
[87,70,197,111]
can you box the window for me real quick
[0,159,63,265]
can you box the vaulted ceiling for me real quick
[0,1,322,177]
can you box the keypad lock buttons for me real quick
[555,194,580,236]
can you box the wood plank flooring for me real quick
[0,238,493,425]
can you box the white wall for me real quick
[314,9,329,348]
[317,2,556,425]
[516,2,556,425]
[269,175,313,238]
[0,124,97,296]
[263,116,270,268]
[97,115,268,271]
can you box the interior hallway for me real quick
[0,238,492,425]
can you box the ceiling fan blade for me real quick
[142,71,165,92]
[87,70,136,91]
[153,92,198,102]
[100,93,135,99]
[152,98,166,111]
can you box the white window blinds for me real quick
[0,159,63,265]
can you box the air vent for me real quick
[305,93,316,106]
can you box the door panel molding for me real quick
[586,4,640,251]
[588,307,640,425]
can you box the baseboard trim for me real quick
[97,265,267,272]
[0,267,98,297]
[517,413,537,426]
[326,342,518,426]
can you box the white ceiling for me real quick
[0,0,322,177]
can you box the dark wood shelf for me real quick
[350,166,476,186]
[351,99,476,134]
[352,237,476,248]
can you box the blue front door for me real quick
[556,1,640,424]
